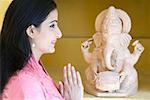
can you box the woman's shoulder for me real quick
[16,68,43,92]
[18,72,45,98]
[2,70,45,99]
[4,69,39,89]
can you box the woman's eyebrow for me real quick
[50,20,57,23]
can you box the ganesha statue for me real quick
[81,6,144,97]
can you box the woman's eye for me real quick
[49,24,55,28]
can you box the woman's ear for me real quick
[26,25,37,38]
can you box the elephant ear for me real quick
[95,9,108,32]
[116,9,131,33]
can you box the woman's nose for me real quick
[56,28,62,38]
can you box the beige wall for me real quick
[55,0,150,38]
[1,0,149,38]
[0,0,12,30]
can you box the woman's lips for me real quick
[51,40,56,45]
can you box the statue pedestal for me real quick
[85,83,129,97]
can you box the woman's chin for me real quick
[49,48,55,53]
[42,47,55,54]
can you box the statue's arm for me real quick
[81,38,93,64]
[130,40,144,65]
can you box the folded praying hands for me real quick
[58,63,84,100]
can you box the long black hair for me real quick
[0,0,57,93]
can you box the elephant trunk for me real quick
[104,44,115,70]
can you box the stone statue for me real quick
[81,6,144,97]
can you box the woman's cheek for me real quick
[36,40,49,53]
[45,40,56,53]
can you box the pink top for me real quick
[1,55,64,100]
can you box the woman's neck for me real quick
[31,47,42,61]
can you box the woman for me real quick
[0,0,84,100]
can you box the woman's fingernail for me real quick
[72,66,75,70]
[59,81,61,85]
[77,71,80,75]
[68,63,72,67]
[64,66,66,70]
[68,64,71,69]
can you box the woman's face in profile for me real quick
[31,9,62,54]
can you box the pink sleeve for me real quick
[19,75,45,100]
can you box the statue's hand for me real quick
[107,33,131,48]
[132,40,144,54]
[119,33,132,48]
[81,38,93,51]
